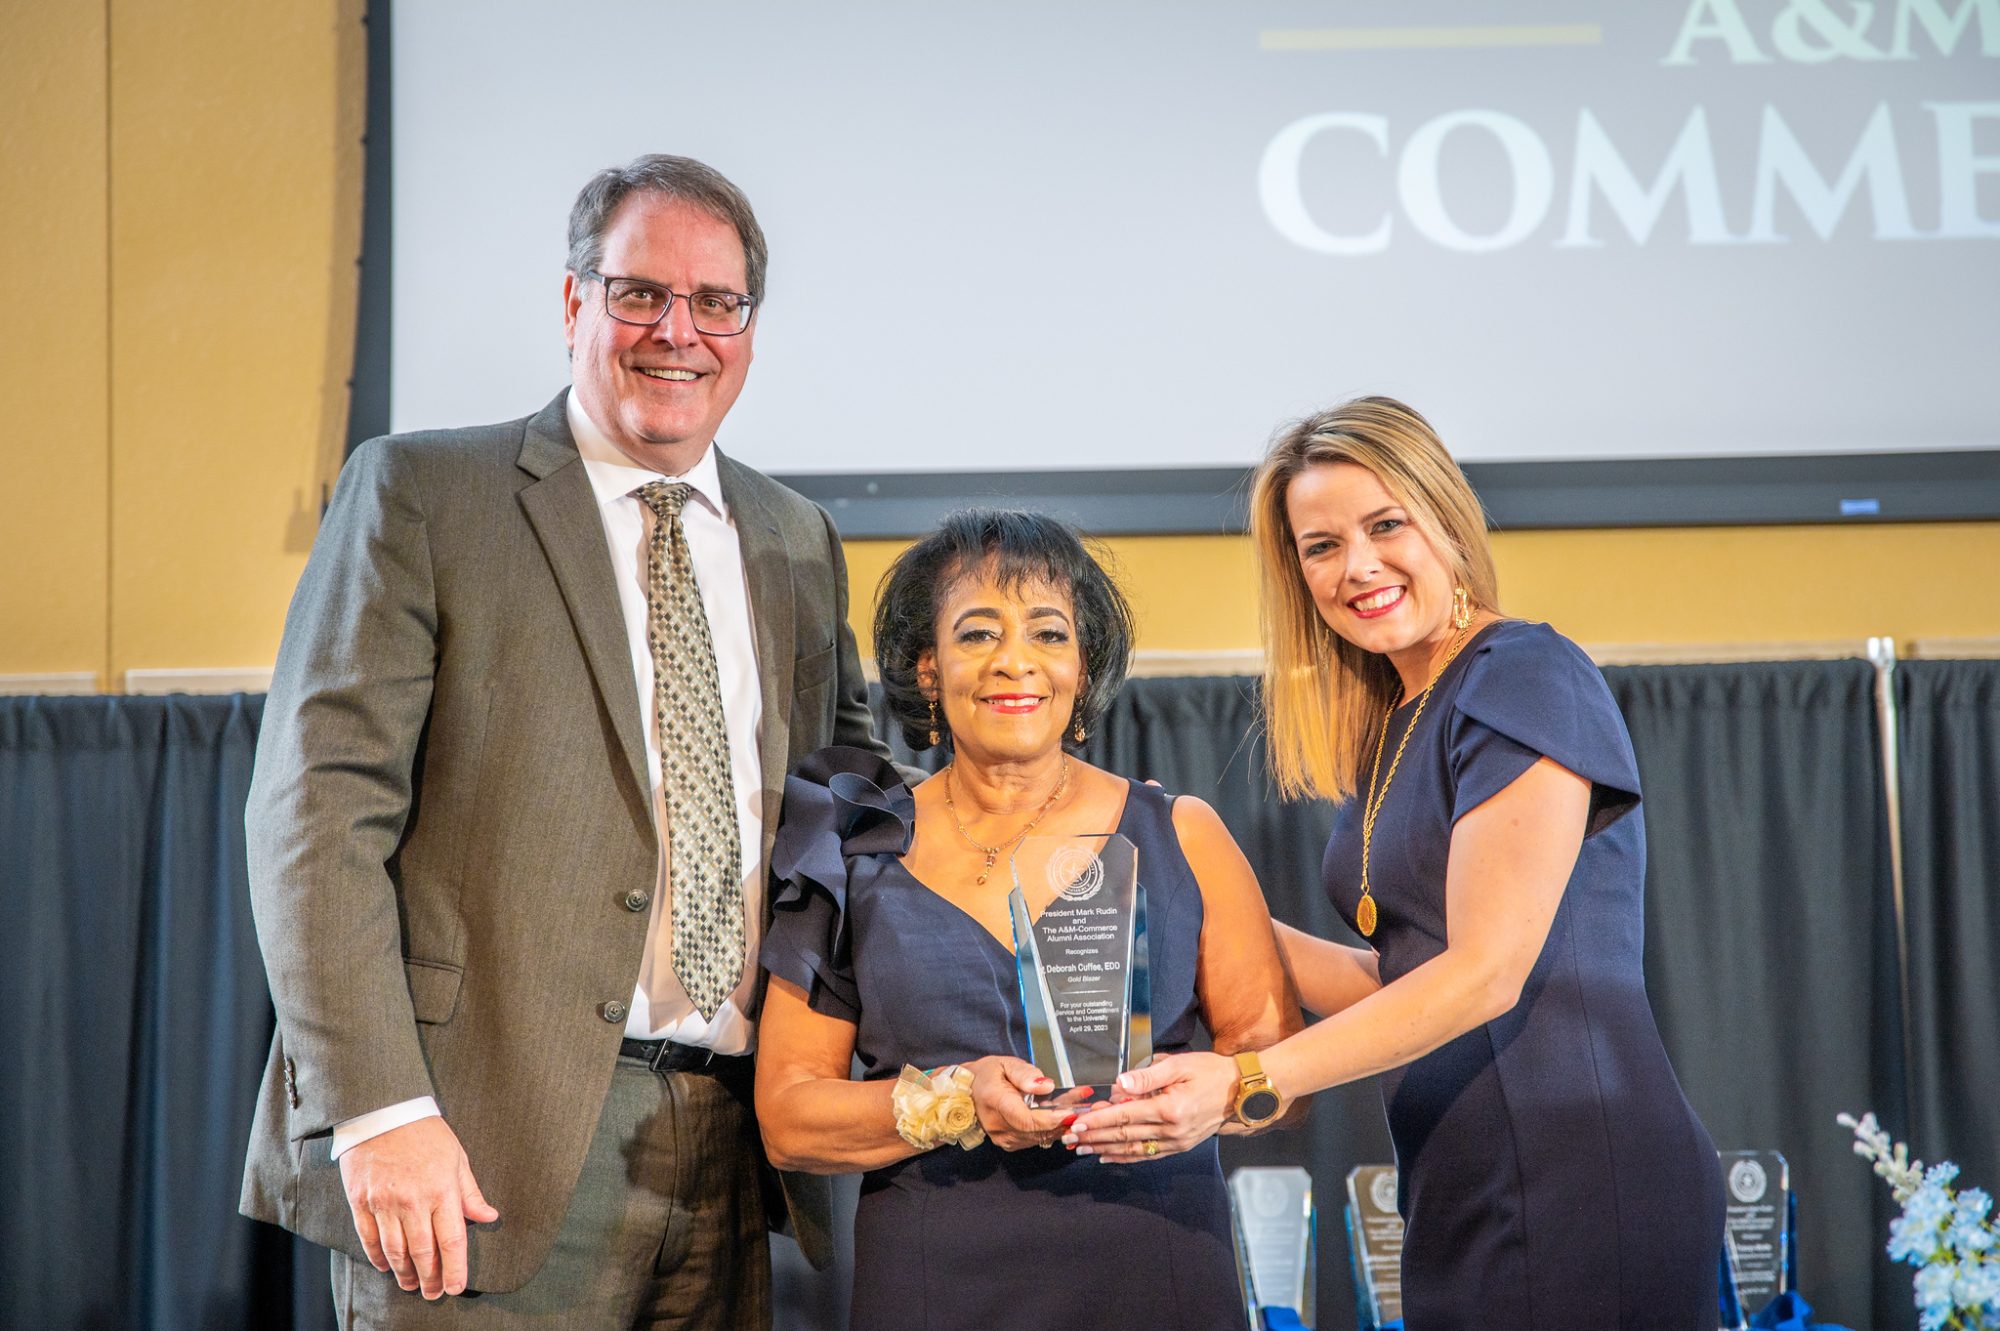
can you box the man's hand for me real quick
[338,1117,499,1299]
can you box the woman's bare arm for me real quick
[1273,921,1382,1017]
[1072,757,1591,1162]
[756,977,1074,1174]
[1173,796,1307,1128]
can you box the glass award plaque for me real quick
[1344,1165,1404,1330]
[1009,834,1150,1098]
[1230,1187,1265,1330]
[1229,1166,1317,1326]
[1719,1150,1792,1319]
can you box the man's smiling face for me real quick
[563,192,755,472]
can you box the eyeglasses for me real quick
[584,270,757,336]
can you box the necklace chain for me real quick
[1355,621,1476,937]
[943,759,1072,886]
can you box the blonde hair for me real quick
[1249,396,1500,803]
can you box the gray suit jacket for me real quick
[240,391,880,1289]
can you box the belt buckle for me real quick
[651,1040,715,1074]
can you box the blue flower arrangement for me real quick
[1840,1112,2000,1330]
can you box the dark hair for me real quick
[566,154,769,302]
[874,510,1134,753]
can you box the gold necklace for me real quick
[943,759,1072,886]
[1354,621,1476,938]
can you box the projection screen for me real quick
[379,1,2000,532]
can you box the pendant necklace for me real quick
[1355,620,1476,938]
[943,759,1072,886]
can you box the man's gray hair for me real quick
[566,154,769,303]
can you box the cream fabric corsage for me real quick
[891,1064,986,1151]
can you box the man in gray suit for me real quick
[242,155,883,1327]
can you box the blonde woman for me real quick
[1071,398,1724,1328]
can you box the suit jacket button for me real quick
[600,1000,628,1024]
[622,889,651,913]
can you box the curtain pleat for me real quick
[2,661,1983,1330]
[0,696,332,1331]
[1606,661,1911,1331]
[1898,661,2000,1257]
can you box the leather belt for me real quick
[619,1037,751,1077]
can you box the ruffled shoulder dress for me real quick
[760,747,1246,1331]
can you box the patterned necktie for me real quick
[636,481,744,1021]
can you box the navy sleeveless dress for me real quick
[1323,621,1723,1329]
[760,747,1244,1331]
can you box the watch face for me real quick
[1241,1088,1281,1122]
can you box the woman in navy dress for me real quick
[1073,398,1724,1328]
[755,511,1302,1331]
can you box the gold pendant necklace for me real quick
[1355,620,1475,938]
[943,759,1072,886]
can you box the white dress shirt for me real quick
[330,392,767,1159]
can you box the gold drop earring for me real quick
[1451,585,1472,630]
[927,696,941,747]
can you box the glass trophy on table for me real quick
[1230,1165,1317,1328]
[1718,1149,1793,1327]
[1009,834,1149,1101]
[1344,1165,1404,1331]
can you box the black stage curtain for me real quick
[1899,660,2000,1271]
[0,696,332,1331]
[1606,662,1910,1331]
[2,663,1982,1329]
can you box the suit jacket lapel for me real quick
[516,392,651,805]
[717,449,795,866]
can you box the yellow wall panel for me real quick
[843,522,2000,661]
[107,0,361,677]
[0,4,110,679]
[1491,522,2000,649]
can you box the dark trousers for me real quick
[333,1056,770,1330]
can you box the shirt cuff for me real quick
[330,1096,442,1161]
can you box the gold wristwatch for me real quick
[1230,1051,1283,1128]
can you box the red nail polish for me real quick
[1060,1113,1079,1129]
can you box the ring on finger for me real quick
[1143,1140,1159,1157]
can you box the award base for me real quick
[1026,1080,1120,1110]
